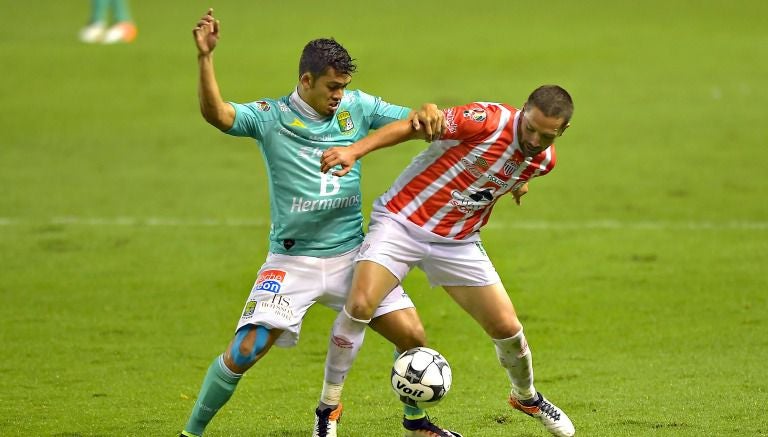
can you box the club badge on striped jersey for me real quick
[336,110,354,134]
[503,158,521,176]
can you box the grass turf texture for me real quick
[1,0,767,435]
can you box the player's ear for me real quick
[558,122,571,137]
[299,72,314,90]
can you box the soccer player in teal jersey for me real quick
[181,9,461,437]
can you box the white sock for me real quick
[493,330,536,400]
[323,306,369,384]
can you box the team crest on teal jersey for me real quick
[337,110,354,133]
[256,101,270,111]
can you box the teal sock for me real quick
[394,349,426,419]
[184,355,242,435]
[89,0,109,23]
[110,0,132,22]
[404,403,426,419]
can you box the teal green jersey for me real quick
[226,89,410,257]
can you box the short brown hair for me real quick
[526,85,574,126]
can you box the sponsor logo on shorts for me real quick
[254,269,286,293]
[260,295,293,319]
[242,295,293,320]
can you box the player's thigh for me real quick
[344,260,402,318]
[370,307,426,352]
[351,217,425,317]
[442,283,522,339]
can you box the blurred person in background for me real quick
[79,0,137,44]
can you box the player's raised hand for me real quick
[410,103,445,142]
[321,147,357,177]
[193,8,220,56]
[512,182,529,205]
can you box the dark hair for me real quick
[526,85,574,125]
[298,38,357,79]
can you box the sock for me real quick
[319,381,344,410]
[394,349,426,420]
[184,355,242,436]
[89,0,109,23]
[493,330,536,401]
[323,306,368,384]
[110,0,132,22]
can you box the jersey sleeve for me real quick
[355,90,411,129]
[440,103,504,142]
[225,101,273,141]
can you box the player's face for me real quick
[302,67,352,116]
[518,106,567,157]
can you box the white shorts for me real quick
[356,212,501,287]
[236,248,414,347]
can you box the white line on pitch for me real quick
[0,217,767,230]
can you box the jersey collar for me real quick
[289,87,328,122]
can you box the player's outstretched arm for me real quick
[320,118,426,176]
[194,8,235,131]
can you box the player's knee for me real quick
[229,324,271,368]
[345,298,376,321]
[488,320,523,339]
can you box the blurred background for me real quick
[1,1,766,435]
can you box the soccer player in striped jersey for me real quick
[180,9,460,437]
[319,85,576,437]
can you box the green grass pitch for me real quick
[1,0,767,435]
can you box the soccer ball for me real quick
[391,347,452,409]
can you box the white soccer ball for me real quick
[391,347,452,409]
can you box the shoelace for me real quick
[538,399,562,421]
[315,409,332,437]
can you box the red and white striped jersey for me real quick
[374,102,557,241]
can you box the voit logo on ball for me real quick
[391,347,452,409]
